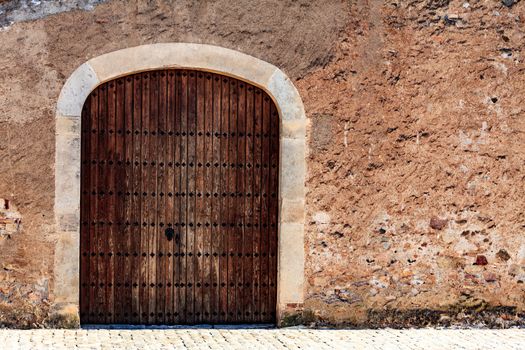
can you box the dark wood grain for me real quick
[79,94,91,322]
[80,69,279,325]
[244,84,255,322]
[211,74,221,323]
[89,91,99,324]
[106,80,116,324]
[122,76,133,323]
[228,78,238,322]
[268,102,279,322]
[253,87,263,322]
[157,71,167,324]
[260,93,270,321]
[195,72,206,323]
[236,81,247,322]
[179,71,188,323]
[202,73,214,321]
[187,71,197,324]
[219,76,229,322]
[165,71,176,323]
[173,72,181,323]
[97,83,108,324]
[131,74,142,324]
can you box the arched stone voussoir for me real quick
[57,63,100,118]
[87,43,278,88]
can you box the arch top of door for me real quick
[54,43,306,327]
[57,43,306,127]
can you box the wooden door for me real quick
[79,69,279,324]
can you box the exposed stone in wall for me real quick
[0,198,51,328]
[0,0,107,28]
[0,198,21,240]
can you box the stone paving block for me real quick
[0,328,524,349]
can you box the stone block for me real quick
[267,69,306,121]
[88,43,278,90]
[281,198,305,223]
[56,213,80,232]
[56,63,99,117]
[278,222,305,303]
[282,119,307,140]
[55,132,81,163]
[55,134,80,213]
[280,138,306,200]
[56,115,81,136]
[53,232,80,304]
[48,302,80,328]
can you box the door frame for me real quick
[54,43,307,326]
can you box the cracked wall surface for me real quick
[1,0,525,328]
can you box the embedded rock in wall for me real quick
[0,198,52,328]
[0,0,107,27]
[0,198,21,241]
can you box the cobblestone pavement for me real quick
[0,327,524,349]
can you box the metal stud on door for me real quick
[79,69,279,325]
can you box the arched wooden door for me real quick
[79,69,279,324]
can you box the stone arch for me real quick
[54,43,306,325]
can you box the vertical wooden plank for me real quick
[260,93,271,322]
[227,79,238,322]
[140,72,150,324]
[131,73,142,324]
[179,70,189,323]
[157,70,168,324]
[113,78,129,323]
[90,90,99,325]
[80,95,91,323]
[96,83,108,323]
[88,91,99,324]
[193,71,204,323]
[122,76,134,323]
[244,84,255,322]
[112,79,123,323]
[147,71,159,324]
[92,87,102,324]
[203,72,214,322]
[180,70,188,323]
[252,88,263,322]
[105,80,117,323]
[165,70,176,323]
[186,71,197,324]
[236,81,247,323]
[211,74,222,323]
[173,71,182,323]
[219,76,230,323]
[268,102,279,323]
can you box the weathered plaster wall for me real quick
[299,0,525,327]
[1,0,525,328]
